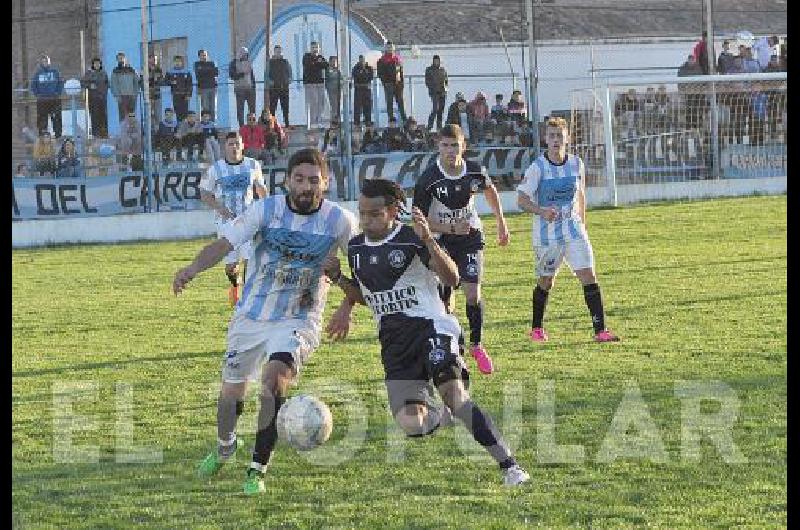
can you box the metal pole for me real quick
[264,0,272,114]
[525,0,540,153]
[141,0,155,212]
[602,82,617,206]
[80,30,90,143]
[339,0,354,200]
[705,0,720,179]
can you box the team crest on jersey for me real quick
[466,263,479,276]
[470,178,482,192]
[369,255,379,265]
[429,346,446,364]
[388,249,406,269]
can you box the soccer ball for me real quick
[277,395,333,451]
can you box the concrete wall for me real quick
[12,178,786,248]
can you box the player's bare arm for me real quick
[579,173,587,225]
[173,237,234,295]
[254,182,268,199]
[517,192,558,222]
[483,183,510,245]
[412,207,460,286]
[200,190,235,220]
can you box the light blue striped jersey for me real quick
[199,157,264,225]
[220,195,358,327]
[516,153,588,246]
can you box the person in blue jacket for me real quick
[31,54,64,139]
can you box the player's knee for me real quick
[438,380,470,412]
[577,270,597,285]
[396,405,426,436]
[220,381,246,401]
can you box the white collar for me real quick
[436,157,466,180]
[363,221,402,247]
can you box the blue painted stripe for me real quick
[247,199,288,320]
[239,198,276,310]
[265,203,301,320]
[535,158,549,246]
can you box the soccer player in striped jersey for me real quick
[174,148,358,495]
[412,124,510,375]
[324,179,530,486]
[516,117,619,343]
[199,131,268,306]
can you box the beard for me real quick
[291,191,321,213]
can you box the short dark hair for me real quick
[173,55,183,61]
[439,124,465,140]
[287,148,328,182]
[197,49,206,56]
[225,131,241,141]
[361,178,407,210]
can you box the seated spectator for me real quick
[55,137,83,178]
[467,91,490,143]
[321,123,340,157]
[740,46,761,74]
[116,113,144,170]
[176,110,204,160]
[446,93,471,142]
[490,94,513,143]
[404,117,430,151]
[507,90,527,128]
[360,124,387,154]
[199,110,221,162]
[517,120,535,147]
[382,118,410,151]
[259,109,288,155]
[240,112,266,160]
[764,54,783,73]
[15,163,28,178]
[32,130,57,175]
[155,107,180,160]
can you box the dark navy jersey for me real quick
[413,158,491,235]
[348,223,462,340]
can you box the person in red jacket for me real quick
[239,112,266,160]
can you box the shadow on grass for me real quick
[13,350,216,378]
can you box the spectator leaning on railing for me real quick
[717,40,737,75]
[56,137,83,179]
[31,53,64,139]
[753,35,780,72]
[81,57,110,139]
[110,52,140,122]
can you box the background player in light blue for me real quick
[174,148,358,495]
[516,117,619,343]
[199,131,267,306]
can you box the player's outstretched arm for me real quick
[199,190,234,220]
[173,238,234,295]
[412,207,460,286]
[518,192,558,222]
[483,183,510,246]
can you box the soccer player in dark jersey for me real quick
[412,124,510,375]
[324,179,529,486]
[516,117,619,342]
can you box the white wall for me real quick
[12,177,785,248]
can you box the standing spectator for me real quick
[740,46,762,73]
[199,109,221,162]
[165,55,193,121]
[145,55,165,131]
[490,93,512,142]
[717,40,736,75]
[15,163,28,178]
[259,109,288,155]
[31,53,64,138]
[110,52,140,122]
[352,54,374,127]
[692,31,712,75]
[507,90,527,128]
[267,45,292,127]
[655,85,672,130]
[81,57,109,138]
[176,110,204,160]
[425,55,448,131]
[194,49,219,121]
[446,92,471,142]
[116,112,144,170]
[56,137,83,178]
[229,47,257,128]
[32,130,57,175]
[325,56,343,126]
[155,107,180,161]
[240,112,266,160]
[467,92,490,143]
[377,41,406,123]
[677,55,704,131]
[302,41,329,128]
[753,35,780,71]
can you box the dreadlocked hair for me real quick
[361,179,408,214]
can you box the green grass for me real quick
[13,195,786,529]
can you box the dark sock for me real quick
[532,285,549,329]
[438,285,453,313]
[226,269,238,287]
[465,302,483,345]
[453,400,514,468]
[583,283,606,334]
[253,393,286,467]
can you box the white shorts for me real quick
[218,229,252,266]
[221,315,320,383]
[534,237,595,278]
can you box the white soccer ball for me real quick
[277,395,333,451]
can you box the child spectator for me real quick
[32,130,57,175]
[199,110,221,162]
[155,107,180,160]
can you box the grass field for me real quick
[12,195,786,529]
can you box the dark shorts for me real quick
[437,230,485,284]
[379,317,469,416]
